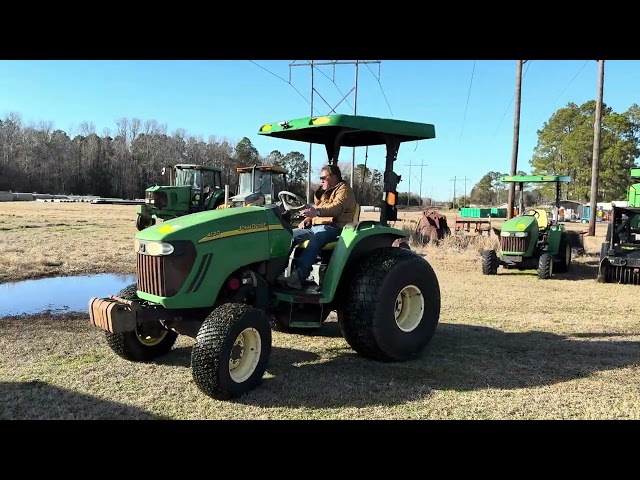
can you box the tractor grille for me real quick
[500,236,529,253]
[603,265,640,285]
[136,241,197,297]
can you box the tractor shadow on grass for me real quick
[0,381,169,420]
[496,255,600,282]
[233,322,639,409]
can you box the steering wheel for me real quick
[528,210,540,218]
[278,191,308,212]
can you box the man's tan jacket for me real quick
[311,181,357,227]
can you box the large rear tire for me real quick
[337,248,440,362]
[104,284,178,362]
[191,303,272,400]
[555,234,572,273]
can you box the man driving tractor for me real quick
[278,163,356,289]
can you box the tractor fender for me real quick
[321,222,407,303]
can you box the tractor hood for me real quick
[229,191,264,206]
[146,185,191,194]
[501,214,537,233]
[135,206,276,243]
[145,185,193,208]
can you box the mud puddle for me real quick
[0,273,136,317]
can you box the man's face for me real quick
[320,169,338,190]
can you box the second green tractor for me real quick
[481,175,576,279]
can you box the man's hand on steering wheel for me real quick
[278,190,308,212]
[301,205,320,218]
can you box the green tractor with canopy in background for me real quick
[136,164,226,230]
[597,168,640,284]
[89,114,442,401]
[481,174,575,279]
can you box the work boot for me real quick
[284,269,303,290]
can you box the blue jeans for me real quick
[292,224,343,280]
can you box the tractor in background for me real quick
[136,164,226,230]
[218,164,289,209]
[89,113,441,401]
[481,175,576,279]
[597,168,640,284]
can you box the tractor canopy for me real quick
[500,175,572,183]
[258,114,436,163]
[258,114,436,224]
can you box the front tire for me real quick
[538,252,554,279]
[337,248,440,362]
[104,284,178,361]
[136,215,155,231]
[481,249,499,275]
[191,303,272,400]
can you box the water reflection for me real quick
[0,273,136,317]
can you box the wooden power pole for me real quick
[588,59,605,236]
[507,60,525,220]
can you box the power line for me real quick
[289,60,381,198]
[248,60,317,113]
[364,62,393,117]
[306,61,353,110]
[551,60,590,107]
[460,60,476,140]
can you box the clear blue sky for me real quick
[1,60,638,202]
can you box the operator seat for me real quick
[528,208,549,230]
[297,204,361,251]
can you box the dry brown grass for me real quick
[1,202,639,420]
[0,202,138,283]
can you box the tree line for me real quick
[0,113,388,206]
[469,101,640,206]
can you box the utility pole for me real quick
[404,160,428,206]
[588,59,605,236]
[450,177,457,208]
[351,60,359,189]
[507,60,526,220]
[307,61,314,203]
[289,60,381,199]
[419,162,424,207]
[462,176,471,207]
[407,161,412,206]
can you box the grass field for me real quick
[1,202,638,420]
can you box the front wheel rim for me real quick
[229,328,262,383]
[136,328,169,346]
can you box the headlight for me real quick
[146,191,167,208]
[135,240,174,256]
[514,231,528,237]
[500,231,512,237]
[153,192,168,208]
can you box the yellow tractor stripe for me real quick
[197,223,284,244]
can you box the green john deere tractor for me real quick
[481,175,574,279]
[136,164,226,230]
[597,168,640,284]
[89,114,441,400]
[218,164,289,209]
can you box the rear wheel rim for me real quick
[394,285,424,332]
